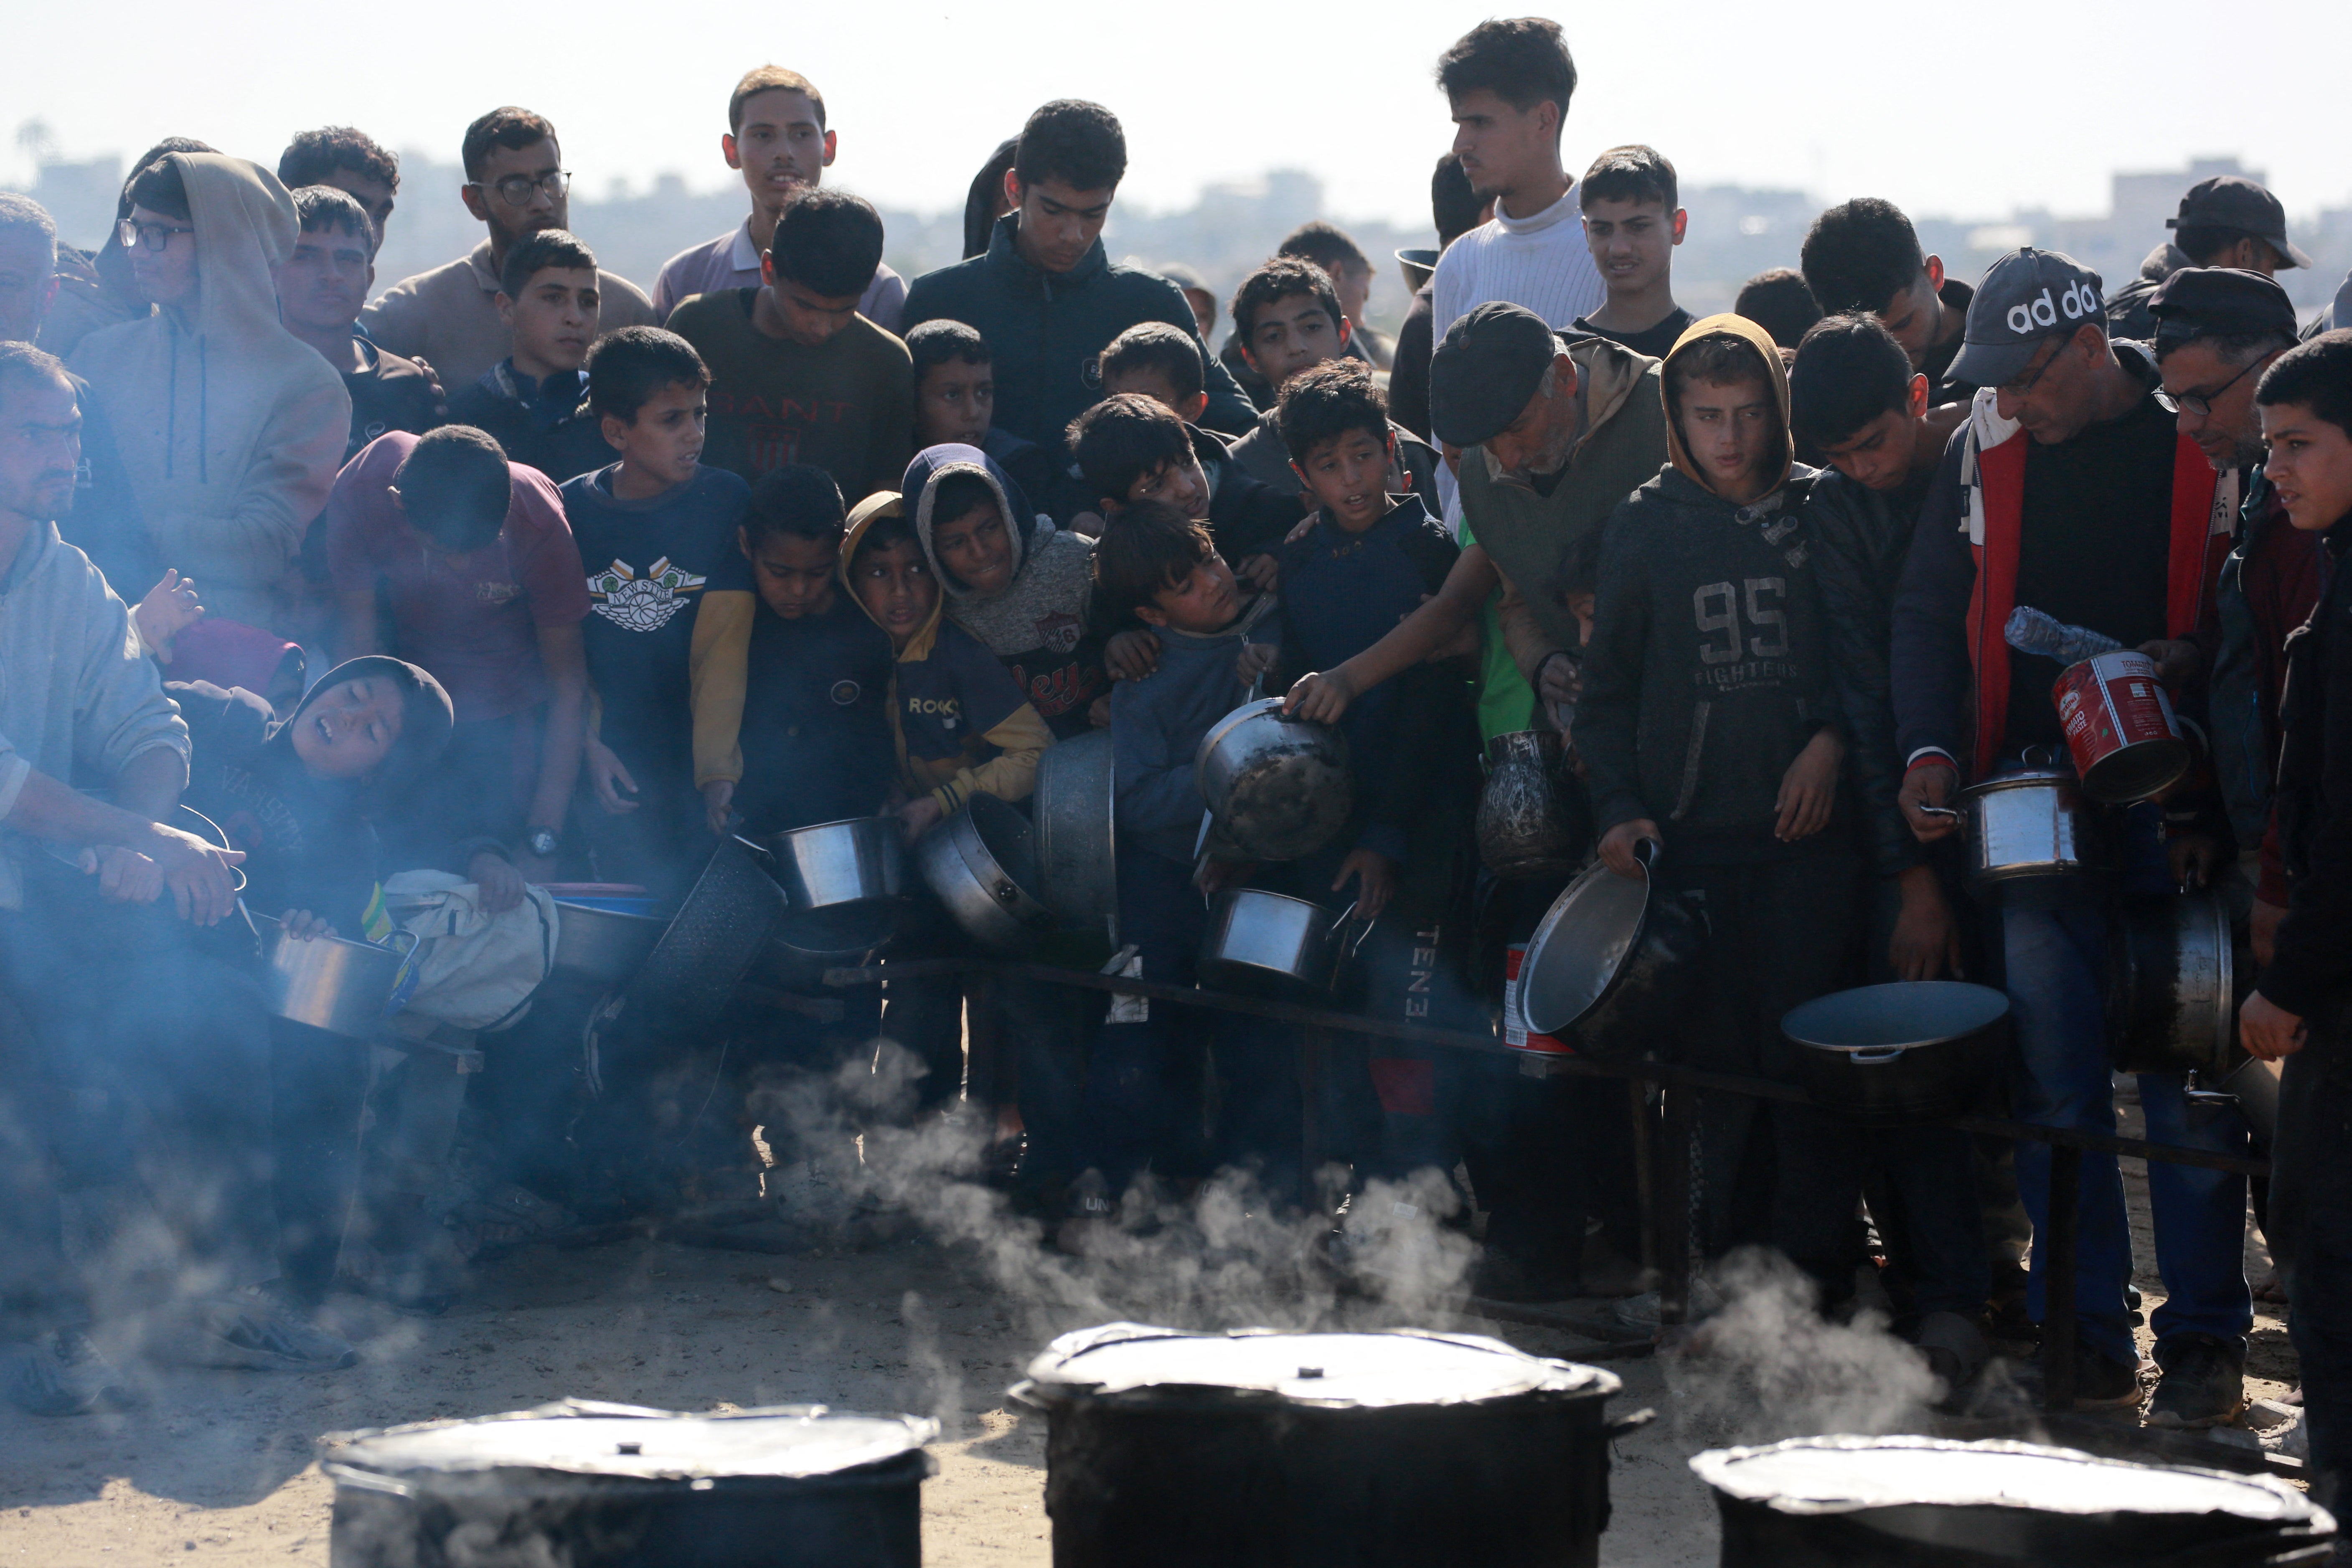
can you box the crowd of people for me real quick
[5,14,2352,1526]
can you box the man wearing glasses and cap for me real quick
[2149,269,2314,979]
[1891,246,2246,1427]
[2107,175,2316,344]
[361,107,655,391]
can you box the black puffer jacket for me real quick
[2263,513,2352,1017]
[1810,467,1933,879]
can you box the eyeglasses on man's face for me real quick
[117,218,193,252]
[473,171,569,208]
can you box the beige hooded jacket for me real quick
[70,154,351,628]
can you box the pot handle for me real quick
[1915,805,1963,821]
[1605,1407,1656,1439]
[731,833,773,860]
[1848,1046,1907,1066]
[173,804,249,894]
[1634,837,1661,872]
[2182,1069,2239,1108]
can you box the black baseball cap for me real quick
[1430,302,1563,447]
[2169,176,2312,270]
[1949,248,2107,388]
[2146,267,2299,353]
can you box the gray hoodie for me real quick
[69,154,351,628]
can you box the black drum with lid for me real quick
[1011,1323,1644,1568]
[1692,1435,2335,1567]
[321,1399,935,1568]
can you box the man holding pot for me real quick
[1890,249,2245,1426]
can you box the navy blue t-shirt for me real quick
[898,617,1029,770]
[559,463,750,785]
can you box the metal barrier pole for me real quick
[1629,1080,1657,1278]
[2043,1144,2082,1411]
[964,972,1003,1119]
[1659,1086,1696,1326]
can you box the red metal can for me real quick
[1503,943,1571,1055]
[2053,650,2189,804]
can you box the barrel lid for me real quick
[325,1401,936,1482]
[1021,1323,1616,1408]
[1690,1436,2325,1523]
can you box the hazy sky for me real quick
[11,0,2349,226]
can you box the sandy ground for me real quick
[0,1081,2291,1565]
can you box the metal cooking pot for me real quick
[1517,841,1706,1055]
[323,1399,936,1568]
[914,794,1055,956]
[1195,696,1352,862]
[1474,730,1588,879]
[746,818,903,913]
[628,838,788,1029]
[760,902,900,991]
[2205,1053,2282,1145]
[1782,981,2009,1125]
[1694,1435,2334,1567]
[1033,729,1117,932]
[2108,891,2240,1076]
[1196,890,1369,997]
[550,895,666,985]
[1012,1324,1643,1568]
[254,915,420,1038]
[1917,764,2109,902]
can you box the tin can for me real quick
[2054,650,2189,804]
[1502,943,1570,1054]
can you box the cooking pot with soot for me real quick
[1195,696,1353,862]
[1011,1323,1646,1568]
[321,1398,935,1568]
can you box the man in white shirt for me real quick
[653,66,904,332]
[1430,18,1604,345]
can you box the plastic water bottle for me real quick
[2004,605,2122,665]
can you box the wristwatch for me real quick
[526,828,561,859]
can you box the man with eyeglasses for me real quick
[2149,269,2313,979]
[361,107,655,391]
[1890,247,2246,1428]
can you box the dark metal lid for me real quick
[1691,1436,2324,1523]
[1020,1324,1616,1409]
[325,1401,936,1483]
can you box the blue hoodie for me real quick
[1113,592,1281,866]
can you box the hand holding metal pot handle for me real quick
[1900,760,1962,842]
[2240,990,2307,1061]
[1597,821,1660,880]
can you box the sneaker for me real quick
[5,1329,145,1416]
[153,1291,358,1372]
[2041,1335,2146,1409]
[2146,1332,2248,1429]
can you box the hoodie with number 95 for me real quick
[1575,315,1845,863]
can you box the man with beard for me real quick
[361,107,655,390]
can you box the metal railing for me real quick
[813,956,2270,1416]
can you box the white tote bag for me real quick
[380,870,559,1032]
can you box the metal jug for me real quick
[1475,731,1585,878]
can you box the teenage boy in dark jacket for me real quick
[2241,330,2352,1517]
[446,229,612,486]
[1582,317,1988,1365]
[901,100,1253,454]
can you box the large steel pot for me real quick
[1917,764,2109,901]
[1196,890,1369,998]
[1475,730,1588,879]
[746,818,903,913]
[1012,1323,1643,1568]
[546,887,666,985]
[1517,841,1706,1056]
[254,915,420,1038]
[2208,1053,2283,1145]
[1033,729,1116,932]
[913,794,1055,955]
[1195,697,1352,861]
[1693,1435,2333,1567]
[627,837,787,1029]
[1782,981,2009,1124]
[2108,891,2240,1076]
[322,1399,935,1568]
[759,902,899,992]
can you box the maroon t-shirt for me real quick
[323,431,592,723]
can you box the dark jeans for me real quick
[1670,849,1862,1262]
[2268,1025,2352,1513]
[1079,849,1300,1200]
[1772,1107,1990,1318]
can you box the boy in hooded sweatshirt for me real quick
[902,443,1107,738]
[1577,317,1987,1367]
[69,153,350,632]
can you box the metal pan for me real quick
[1194,696,1353,862]
[1034,730,1117,932]
[254,914,420,1038]
[1196,891,1370,997]
[914,795,1056,956]
[1782,981,2010,1124]
[1518,840,1705,1054]
[744,817,903,913]
[2108,891,2239,1076]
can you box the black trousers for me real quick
[2268,1017,2352,1513]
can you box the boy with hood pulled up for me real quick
[70,153,352,632]
[1577,316,1988,1372]
[901,443,1106,738]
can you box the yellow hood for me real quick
[842,490,944,662]
[1659,312,1794,499]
